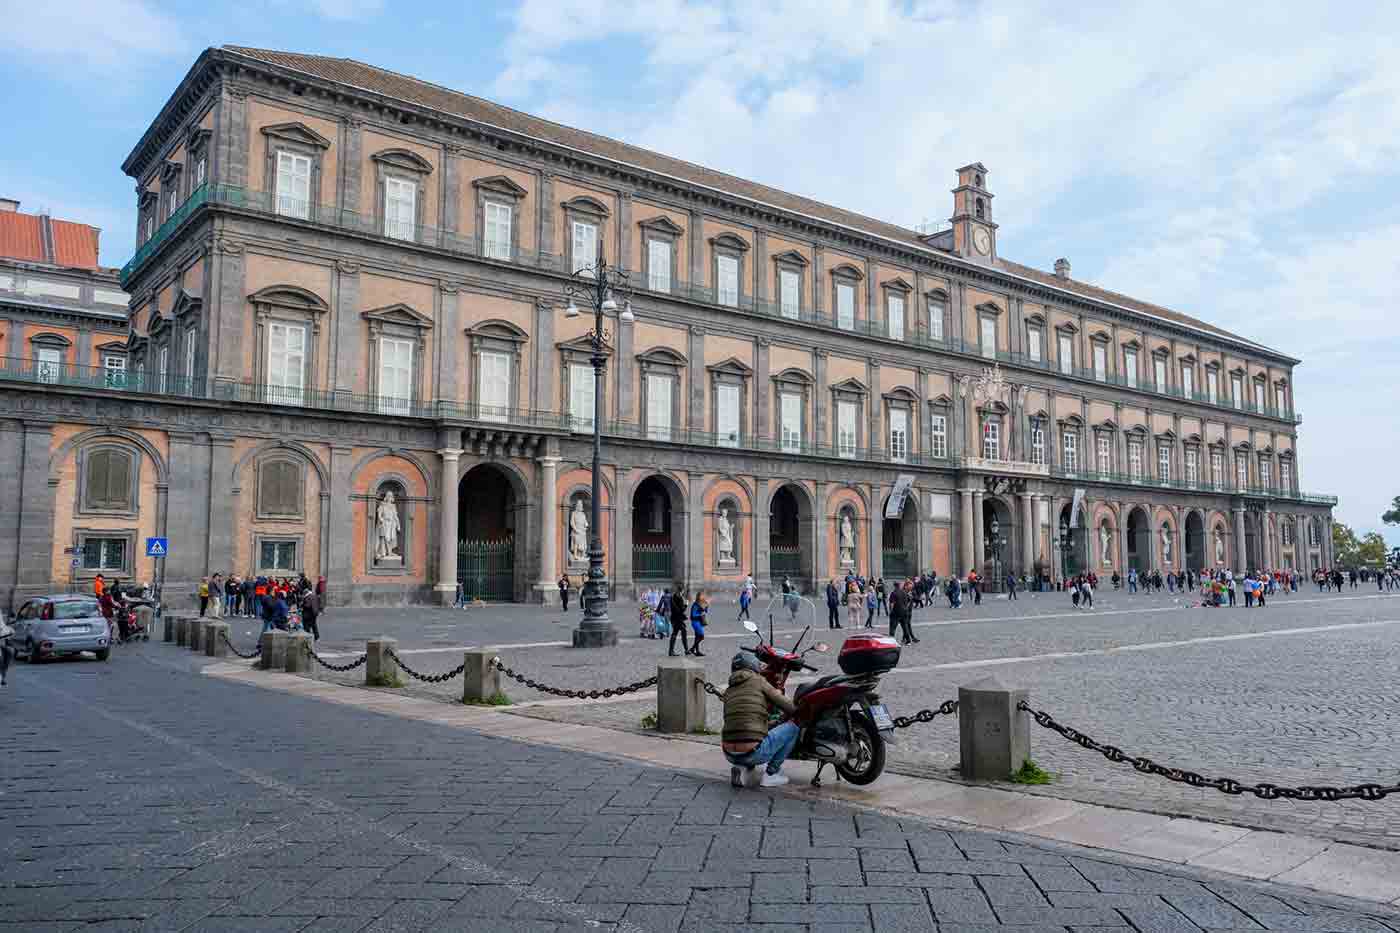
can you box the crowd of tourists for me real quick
[1313,567,1398,591]
[193,572,326,640]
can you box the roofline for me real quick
[122,48,216,176]
[162,47,1299,366]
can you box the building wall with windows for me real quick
[0,46,1337,609]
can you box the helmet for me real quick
[731,651,762,674]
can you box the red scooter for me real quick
[740,618,901,787]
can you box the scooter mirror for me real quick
[742,620,759,633]
[813,643,830,653]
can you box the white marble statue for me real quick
[1100,525,1112,566]
[1214,528,1226,563]
[839,514,855,564]
[568,499,589,563]
[375,491,402,561]
[1161,526,1173,564]
[716,507,735,564]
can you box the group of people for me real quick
[1314,568,1399,591]
[195,572,326,640]
[635,582,726,658]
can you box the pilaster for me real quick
[755,337,771,440]
[164,432,210,588]
[328,445,355,604]
[332,260,360,395]
[814,349,828,446]
[687,473,705,589]
[441,144,460,235]
[617,311,634,424]
[341,117,363,215]
[688,208,704,287]
[212,239,246,386]
[438,282,461,404]
[434,444,462,604]
[688,325,705,434]
[207,437,236,573]
[538,172,555,256]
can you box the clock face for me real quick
[973,227,991,256]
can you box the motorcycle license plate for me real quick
[870,704,894,731]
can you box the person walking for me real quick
[197,577,211,617]
[1080,576,1094,608]
[689,590,709,657]
[969,570,982,606]
[876,579,888,618]
[738,575,753,622]
[889,580,918,646]
[1005,571,1017,600]
[668,585,691,656]
[825,579,841,630]
[864,585,877,628]
[301,589,321,641]
[558,575,570,611]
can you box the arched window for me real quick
[257,459,304,518]
[82,447,135,512]
[975,198,985,219]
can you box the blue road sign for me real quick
[145,537,169,558]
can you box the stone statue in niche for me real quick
[839,513,855,565]
[375,491,403,562]
[568,499,589,564]
[1100,525,1112,567]
[1160,526,1173,564]
[1214,527,1226,563]
[716,507,735,565]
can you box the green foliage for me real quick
[366,673,402,688]
[640,712,658,730]
[1382,496,1400,526]
[463,692,512,707]
[1009,759,1054,785]
[1333,522,1389,567]
[690,724,717,735]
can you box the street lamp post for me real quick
[562,247,633,648]
[1055,518,1075,584]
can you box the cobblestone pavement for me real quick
[4,652,1399,932]
[287,591,1400,847]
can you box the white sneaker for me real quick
[760,771,789,788]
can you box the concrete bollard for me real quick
[190,619,209,653]
[163,613,175,642]
[265,631,290,670]
[134,606,155,639]
[365,637,399,686]
[462,648,500,702]
[957,676,1031,781]
[174,616,190,647]
[285,633,312,672]
[656,658,706,733]
[206,622,229,658]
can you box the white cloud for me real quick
[3,0,188,66]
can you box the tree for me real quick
[1383,496,1400,526]
[1331,522,1361,567]
[1358,532,1388,567]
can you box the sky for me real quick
[3,0,1397,544]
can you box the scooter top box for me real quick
[837,633,901,675]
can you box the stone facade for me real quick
[0,46,1337,609]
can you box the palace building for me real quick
[0,46,1337,608]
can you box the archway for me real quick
[982,496,1015,589]
[1126,506,1151,574]
[1185,511,1205,572]
[1058,503,1088,578]
[769,484,811,593]
[1244,510,1263,571]
[881,493,919,581]
[458,464,524,601]
[633,475,683,584]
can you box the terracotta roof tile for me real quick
[222,45,1278,356]
[50,219,99,270]
[0,212,45,264]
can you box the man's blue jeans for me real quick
[725,722,800,775]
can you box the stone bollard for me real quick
[134,606,155,639]
[262,631,290,670]
[957,676,1031,781]
[206,622,229,658]
[365,637,399,686]
[163,613,175,642]
[285,632,312,673]
[655,658,706,733]
[190,619,209,653]
[462,648,500,702]
[174,616,190,647]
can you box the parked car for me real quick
[11,595,110,662]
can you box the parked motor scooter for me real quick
[738,616,901,787]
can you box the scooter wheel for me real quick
[833,712,886,786]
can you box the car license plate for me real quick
[59,624,87,633]
[870,704,894,731]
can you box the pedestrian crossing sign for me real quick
[145,537,169,558]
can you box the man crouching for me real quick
[723,652,798,788]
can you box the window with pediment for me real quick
[708,357,750,448]
[772,250,808,321]
[363,304,433,414]
[831,264,863,331]
[638,215,684,294]
[260,122,331,221]
[473,175,528,261]
[710,232,749,308]
[563,195,610,276]
[372,148,434,242]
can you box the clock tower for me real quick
[950,162,997,264]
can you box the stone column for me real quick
[1020,492,1035,577]
[534,456,560,603]
[1261,506,1273,568]
[958,488,975,577]
[436,446,462,604]
[1116,500,1129,579]
[614,469,633,592]
[813,481,829,589]
[972,489,985,577]
[752,477,771,589]
[688,475,705,590]
[869,482,883,579]
[1233,507,1248,571]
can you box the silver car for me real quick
[11,595,111,662]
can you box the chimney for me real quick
[0,198,18,212]
[1053,257,1071,279]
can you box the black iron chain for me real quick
[386,648,465,684]
[1019,701,1400,802]
[701,680,725,698]
[891,699,959,730]
[491,657,658,699]
[304,642,368,673]
[220,631,260,659]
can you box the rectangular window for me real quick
[384,177,417,242]
[647,239,671,293]
[980,316,997,359]
[837,400,857,458]
[259,539,298,573]
[779,269,800,319]
[1158,444,1171,482]
[1128,440,1143,479]
[1027,327,1042,363]
[1093,344,1107,381]
[103,355,127,388]
[1211,450,1224,487]
[889,408,908,463]
[1276,386,1286,412]
[143,215,154,242]
[646,373,673,441]
[1236,455,1248,489]
[184,329,196,385]
[716,383,740,448]
[477,350,510,422]
[888,295,905,340]
[981,419,1000,460]
[836,283,855,330]
[1182,365,1194,398]
[35,346,61,384]
[81,536,128,574]
[1058,334,1073,375]
[1124,349,1138,387]
[1185,449,1199,485]
[1254,381,1265,411]
[165,187,178,220]
[1207,369,1219,404]
[928,299,945,341]
[134,361,145,389]
[716,254,739,307]
[265,323,306,406]
[1260,458,1272,489]
[1062,430,1078,471]
[780,392,802,453]
[1280,461,1291,492]
[377,337,414,415]
[1097,434,1111,476]
[275,151,311,219]
[930,414,947,459]
[1154,358,1167,393]
[1232,375,1244,409]
[484,201,512,260]
[1031,426,1045,464]
[568,363,595,431]
[572,221,598,274]
[158,345,168,393]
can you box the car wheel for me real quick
[95,648,110,661]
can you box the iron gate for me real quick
[458,540,514,601]
[633,544,674,581]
